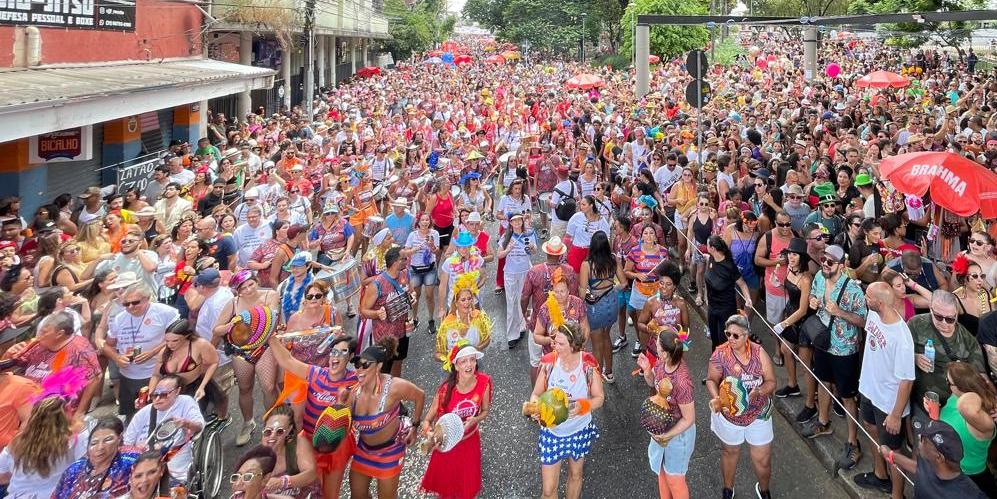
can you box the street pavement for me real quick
[92,226,851,498]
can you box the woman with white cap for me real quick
[420,342,492,499]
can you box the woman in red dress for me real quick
[420,343,492,499]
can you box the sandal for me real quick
[694,296,704,307]
[773,354,785,367]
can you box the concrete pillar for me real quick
[330,36,338,87]
[351,38,357,75]
[804,26,817,81]
[238,31,253,119]
[635,25,650,98]
[317,34,326,89]
[281,49,292,111]
[197,101,208,139]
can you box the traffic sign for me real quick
[685,80,711,108]
[686,50,708,78]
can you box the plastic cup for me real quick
[925,391,940,420]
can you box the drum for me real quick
[450,185,461,198]
[363,216,385,238]
[326,258,362,302]
[373,183,389,201]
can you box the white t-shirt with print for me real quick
[109,303,179,380]
[858,311,916,416]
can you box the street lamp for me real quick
[580,13,588,63]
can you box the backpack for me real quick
[553,182,577,222]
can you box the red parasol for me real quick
[355,66,381,78]
[454,55,473,65]
[648,55,661,64]
[879,151,997,218]
[564,73,605,90]
[427,49,443,57]
[855,70,910,89]
[485,54,506,64]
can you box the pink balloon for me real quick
[766,54,776,62]
[756,58,768,70]
[826,63,841,78]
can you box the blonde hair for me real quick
[9,397,72,477]
[74,220,107,247]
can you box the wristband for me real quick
[281,475,290,490]
[887,450,895,466]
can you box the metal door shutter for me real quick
[138,110,175,154]
[45,124,103,200]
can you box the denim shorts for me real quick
[648,424,696,475]
[409,265,439,287]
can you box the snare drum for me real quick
[373,183,389,201]
[363,216,385,238]
[324,258,362,302]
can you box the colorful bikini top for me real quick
[352,376,400,435]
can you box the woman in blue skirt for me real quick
[579,230,623,383]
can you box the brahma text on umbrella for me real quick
[910,163,967,196]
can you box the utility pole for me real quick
[302,0,317,119]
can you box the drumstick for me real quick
[276,326,337,340]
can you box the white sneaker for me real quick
[236,420,257,446]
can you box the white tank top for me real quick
[546,355,592,436]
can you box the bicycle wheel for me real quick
[201,429,224,498]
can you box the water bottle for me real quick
[924,340,935,373]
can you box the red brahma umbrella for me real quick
[356,66,381,78]
[879,151,997,218]
[564,73,605,90]
[454,55,473,65]
[648,55,661,64]
[427,50,443,57]
[485,54,506,64]
[855,70,910,89]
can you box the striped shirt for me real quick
[304,366,359,435]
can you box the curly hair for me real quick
[9,397,72,477]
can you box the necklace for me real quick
[977,288,990,314]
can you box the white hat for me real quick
[453,345,484,362]
[390,197,409,207]
[244,187,260,199]
[467,211,482,223]
[107,271,140,290]
[371,227,391,246]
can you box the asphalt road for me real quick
[92,229,850,499]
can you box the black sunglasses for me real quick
[776,222,792,227]
[305,293,324,300]
[353,358,374,369]
[931,312,957,324]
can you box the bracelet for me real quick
[281,475,290,490]
[887,450,895,466]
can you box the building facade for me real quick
[0,0,275,216]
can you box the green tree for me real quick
[383,0,456,60]
[751,0,849,16]
[848,0,985,58]
[620,0,711,61]
[462,0,624,56]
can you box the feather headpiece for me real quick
[452,270,480,298]
[32,366,88,403]
[545,291,566,330]
[951,254,971,278]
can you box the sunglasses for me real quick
[850,222,862,227]
[754,183,765,188]
[230,472,258,484]
[151,387,177,400]
[971,238,988,246]
[776,222,792,228]
[968,273,985,280]
[262,426,288,438]
[820,256,840,266]
[305,293,324,300]
[123,299,145,307]
[353,358,374,369]
[809,234,829,241]
[121,239,139,245]
[931,312,957,324]
[725,330,745,340]
[329,349,350,358]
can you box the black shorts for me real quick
[380,335,410,373]
[813,350,860,399]
[435,224,454,247]
[859,396,905,450]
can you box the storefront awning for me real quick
[0,59,276,144]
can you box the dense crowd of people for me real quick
[0,29,995,499]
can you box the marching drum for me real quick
[363,216,385,238]
[322,258,362,303]
[373,183,389,201]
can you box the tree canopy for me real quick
[620,0,711,61]
[384,0,456,61]
[462,0,625,55]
